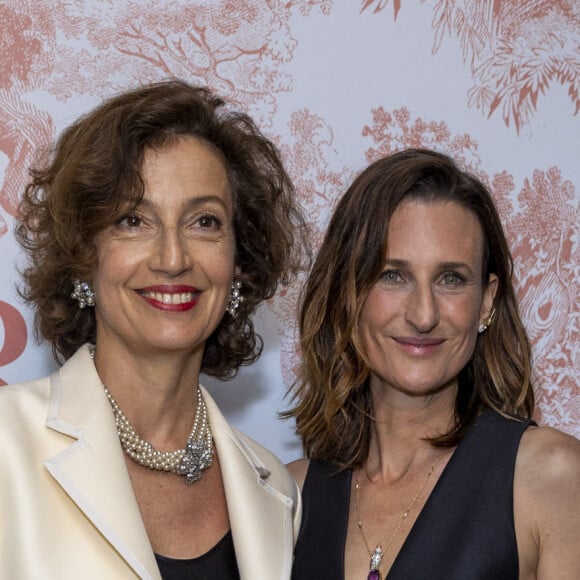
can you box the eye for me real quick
[196,214,222,230]
[116,213,144,228]
[126,215,142,227]
[441,272,464,286]
[380,269,403,283]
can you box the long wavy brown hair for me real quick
[16,79,308,377]
[285,148,533,469]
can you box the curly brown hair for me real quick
[16,79,308,376]
[285,148,534,469]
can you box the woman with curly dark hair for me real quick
[287,149,580,579]
[2,79,307,579]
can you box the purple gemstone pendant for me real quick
[367,545,383,580]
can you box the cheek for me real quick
[91,263,112,296]
[449,305,479,329]
[361,288,401,322]
[444,302,481,358]
[358,292,394,343]
[92,253,125,288]
[443,290,483,325]
[202,245,236,295]
[91,245,142,299]
[358,296,378,337]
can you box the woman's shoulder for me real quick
[228,427,299,490]
[0,375,51,407]
[517,424,580,482]
[0,378,52,456]
[515,425,580,509]
[231,427,284,467]
[515,425,580,502]
[515,425,580,577]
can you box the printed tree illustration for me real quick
[506,168,579,433]
[0,0,331,235]
[3,0,330,126]
[361,0,580,133]
[0,5,55,236]
[270,109,352,384]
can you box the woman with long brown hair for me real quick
[287,149,580,579]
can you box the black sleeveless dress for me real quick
[292,410,534,579]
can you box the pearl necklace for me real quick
[90,349,213,485]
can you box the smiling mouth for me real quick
[139,291,198,305]
[395,338,444,347]
[393,337,446,355]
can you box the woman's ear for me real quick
[480,273,498,323]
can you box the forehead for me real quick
[386,200,485,264]
[140,136,231,206]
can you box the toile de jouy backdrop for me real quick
[1,0,578,460]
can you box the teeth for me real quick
[142,291,195,305]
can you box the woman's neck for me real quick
[365,381,456,482]
[91,340,204,445]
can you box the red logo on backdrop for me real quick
[0,300,27,385]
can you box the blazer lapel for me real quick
[44,346,160,580]
[203,388,295,580]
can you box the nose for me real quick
[405,282,439,333]
[150,227,191,276]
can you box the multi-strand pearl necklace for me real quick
[90,349,213,485]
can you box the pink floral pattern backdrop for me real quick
[1,0,578,458]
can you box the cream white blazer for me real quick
[0,345,301,579]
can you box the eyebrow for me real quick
[130,194,231,211]
[385,258,475,276]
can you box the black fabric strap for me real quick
[292,459,351,578]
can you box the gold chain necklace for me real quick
[354,453,445,580]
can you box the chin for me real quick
[393,377,457,397]
[139,336,204,354]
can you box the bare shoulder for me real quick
[516,425,580,486]
[515,425,580,579]
[286,458,310,491]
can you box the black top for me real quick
[292,410,535,580]
[155,530,240,580]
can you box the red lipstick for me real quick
[137,285,200,312]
